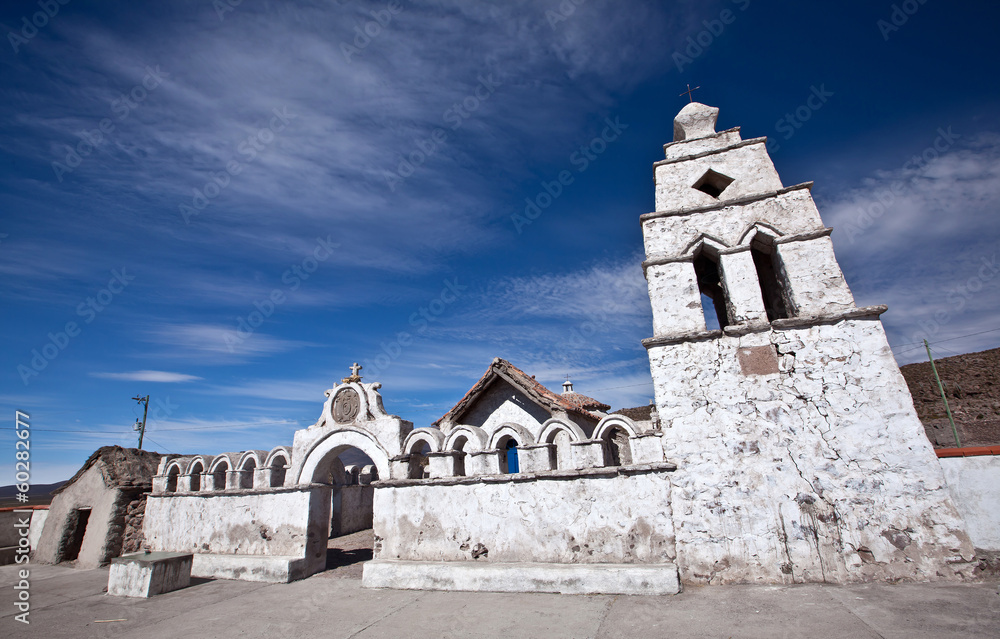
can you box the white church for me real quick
[45,102,979,595]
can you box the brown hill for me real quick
[900,346,1000,448]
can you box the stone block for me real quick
[517,444,555,472]
[571,440,604,468]
[468,450,500,475]
[107,551,192,598]
[629,433,665,464]
[426,452,457,478]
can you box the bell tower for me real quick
[642,101,974,585]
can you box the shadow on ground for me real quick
[326,547,373,570]
[321,528,375,579]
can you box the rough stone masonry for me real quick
[641,101,974,584]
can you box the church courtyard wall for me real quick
[143,484,330,582]
[371,465,676,566]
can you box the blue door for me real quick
[505,439,519,474]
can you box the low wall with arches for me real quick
[391,414,666,480]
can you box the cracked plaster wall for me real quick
[143,486,330,563]
[373,472,676,565]
[651,319,975,584]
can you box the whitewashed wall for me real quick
[143,485,330,580]
[651,320,976,584]
[940,455,1000,550]
[373,468,676,565]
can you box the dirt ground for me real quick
[900,346,1000,447]
[322,529,375,580]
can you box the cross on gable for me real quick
[341,362,364,384]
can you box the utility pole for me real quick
[924,340,960,448]
[132,395,149,450]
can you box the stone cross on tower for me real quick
[679,84,701,103]
[341,362,363,384]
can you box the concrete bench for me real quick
[107,551,193,598]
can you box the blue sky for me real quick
[2,0,999,483]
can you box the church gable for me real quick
[434,358,604,434]
[458,377,551,433]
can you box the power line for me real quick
[587,381,654,392]
[141,436,175,455]
[890,326,1000,350]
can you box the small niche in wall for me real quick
[692,168,735,198]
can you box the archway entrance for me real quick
[298,431,391,575]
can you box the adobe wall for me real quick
[33,465,124,568]
[373,466,677,564]
[652,319,975,584]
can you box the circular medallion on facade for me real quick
[333,388,361,423]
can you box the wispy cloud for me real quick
[140,323,312,360]
[90,370,203,383]
[822,133,1000,363]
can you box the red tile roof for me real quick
[433,358,608,426]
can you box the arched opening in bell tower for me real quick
[693,250,729,329]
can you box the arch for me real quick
[682,234,729,258]
[164,462,182,493]
[594,415,639,441]
[164,458,185,477]
[265,446,291,488]
[538,418,586,444]
[209,456,231,491]
[596,415,637,468]
[693,247,729,329]
[184,456,207,475]
[360,464,378,484]
[237,450,265,472]
[343,465,361,485]
[296,428,391,485]
[264,446,292,469]
[539,418,584,470]
[443,425,488,453]
[209,455,233,474]
[236,452,260,489]
[747,231,791,321]
[402,428,444,455]
[490,424,533,475]
[487,423,536,450]
[737,221,785,246]
[187,459,205,492]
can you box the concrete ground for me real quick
[2,533,998,638]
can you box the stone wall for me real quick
[651,319,975,584]
[122,492,147,554]
[373,467,677,565]
[939,454,1000,551]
